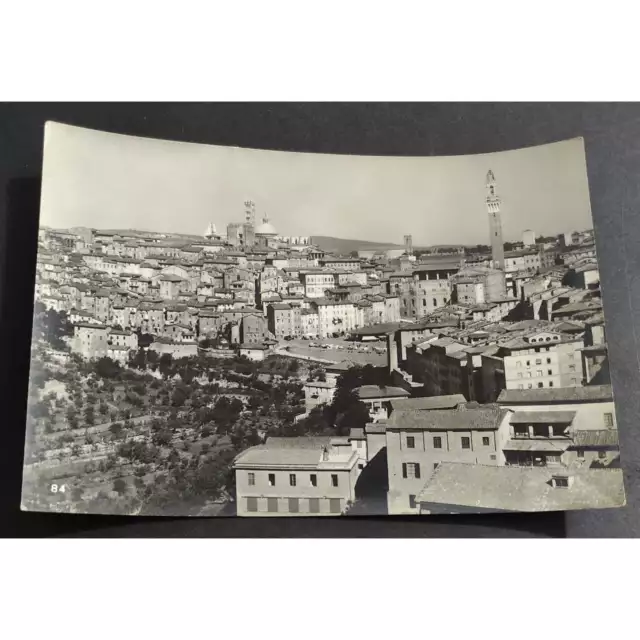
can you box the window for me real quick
[329,498,341,514]
[604,413,614,427]
[554,477,569,488]
[310,474,317,487]
[516,361,522,368]
[461,437,471,449]
[248,472,255,486]
[289,473,297,487]
[409,494,417,509]
[358,463,364,470]
[517,372,523,379]
[538,382,544,388]
[432,298,437,307]
[535,358,542,365]
[267,497,278,513]
[526,360,531,366]
[536,370,543,377]
[268,473,276,486]
[547,357,552,364]
[547,369,553,375]
[433,436,442,449]
[490,454,497,460]
[576,448,585,459]
[309,497,320,513]
[247,497,258,512]
[482,437,490,446]
[402,463,421,479]
[288,498,299,514]
[331,474,339,487]
[407,436,415,449]
[598,451,607,459]
[549,381,554,387]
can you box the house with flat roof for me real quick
[234,436,359,516]
[354,385,410,422]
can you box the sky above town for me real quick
[40,122,594,246]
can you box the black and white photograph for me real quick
[20,122,626,517]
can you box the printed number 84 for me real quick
[50,484,66,493]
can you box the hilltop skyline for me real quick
[41,123,594,246]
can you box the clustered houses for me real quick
[230,213,623,516]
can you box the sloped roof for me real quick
[510,411,576,424]
[498,385,613,404]
[416,463,625,512]
[572,430,619,447]
[389,406,509,431]
[390,395,467,412]
[355,385,410,400]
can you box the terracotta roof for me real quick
[355,385,410,400]
[502,439,570,452]
[389,406,509,431]
[390,395,467,412]
[417,463,625,512]
[510,411,577,424]
[571,430,619,447]
[498,385,613,404]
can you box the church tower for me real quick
[486,169,504,270]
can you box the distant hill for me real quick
[311,235,404,254]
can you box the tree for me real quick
[109,422,124,438]
[84,405,95,426]
[95,356,121,379]
[113,478,127,496]
[98,402,108,416]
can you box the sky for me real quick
[40,122,595,246]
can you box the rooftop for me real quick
[572,429,619,447]
[510,411,577,424]
[389,406,509,432]
[355,385,411,400]
[498,385,613,405]
[390,394,467,412]
[417,463,625,512]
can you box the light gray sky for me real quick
[40,122,594,246]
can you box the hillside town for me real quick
[23,172,625,516]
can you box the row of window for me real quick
[517,369,554,378]
[248,472,339,488]
[405,435,490,450]
[246,497,342,513]
[516,357,553,367]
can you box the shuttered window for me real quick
[267,498,278,513]
[329,498,341,514]
[288,498,299,514]
[402,463,421,479]
[309,498,320,513]
[247,497,258,512]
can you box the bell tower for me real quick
[486,169,504,270]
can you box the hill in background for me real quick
[311,235,404,254]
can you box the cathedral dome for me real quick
[255,217,277,236]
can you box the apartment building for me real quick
[385,404,512,514]
[234,437,360,516]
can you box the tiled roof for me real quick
[389,406,509,432]
[571,429,619,447]
[510,411,577,424]
[390,395,467,412]
[498,385,613,404]
[417,463,625,512]
[502,439,570,452]
[355,385,410,400]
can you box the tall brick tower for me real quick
[486,169,504,270]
